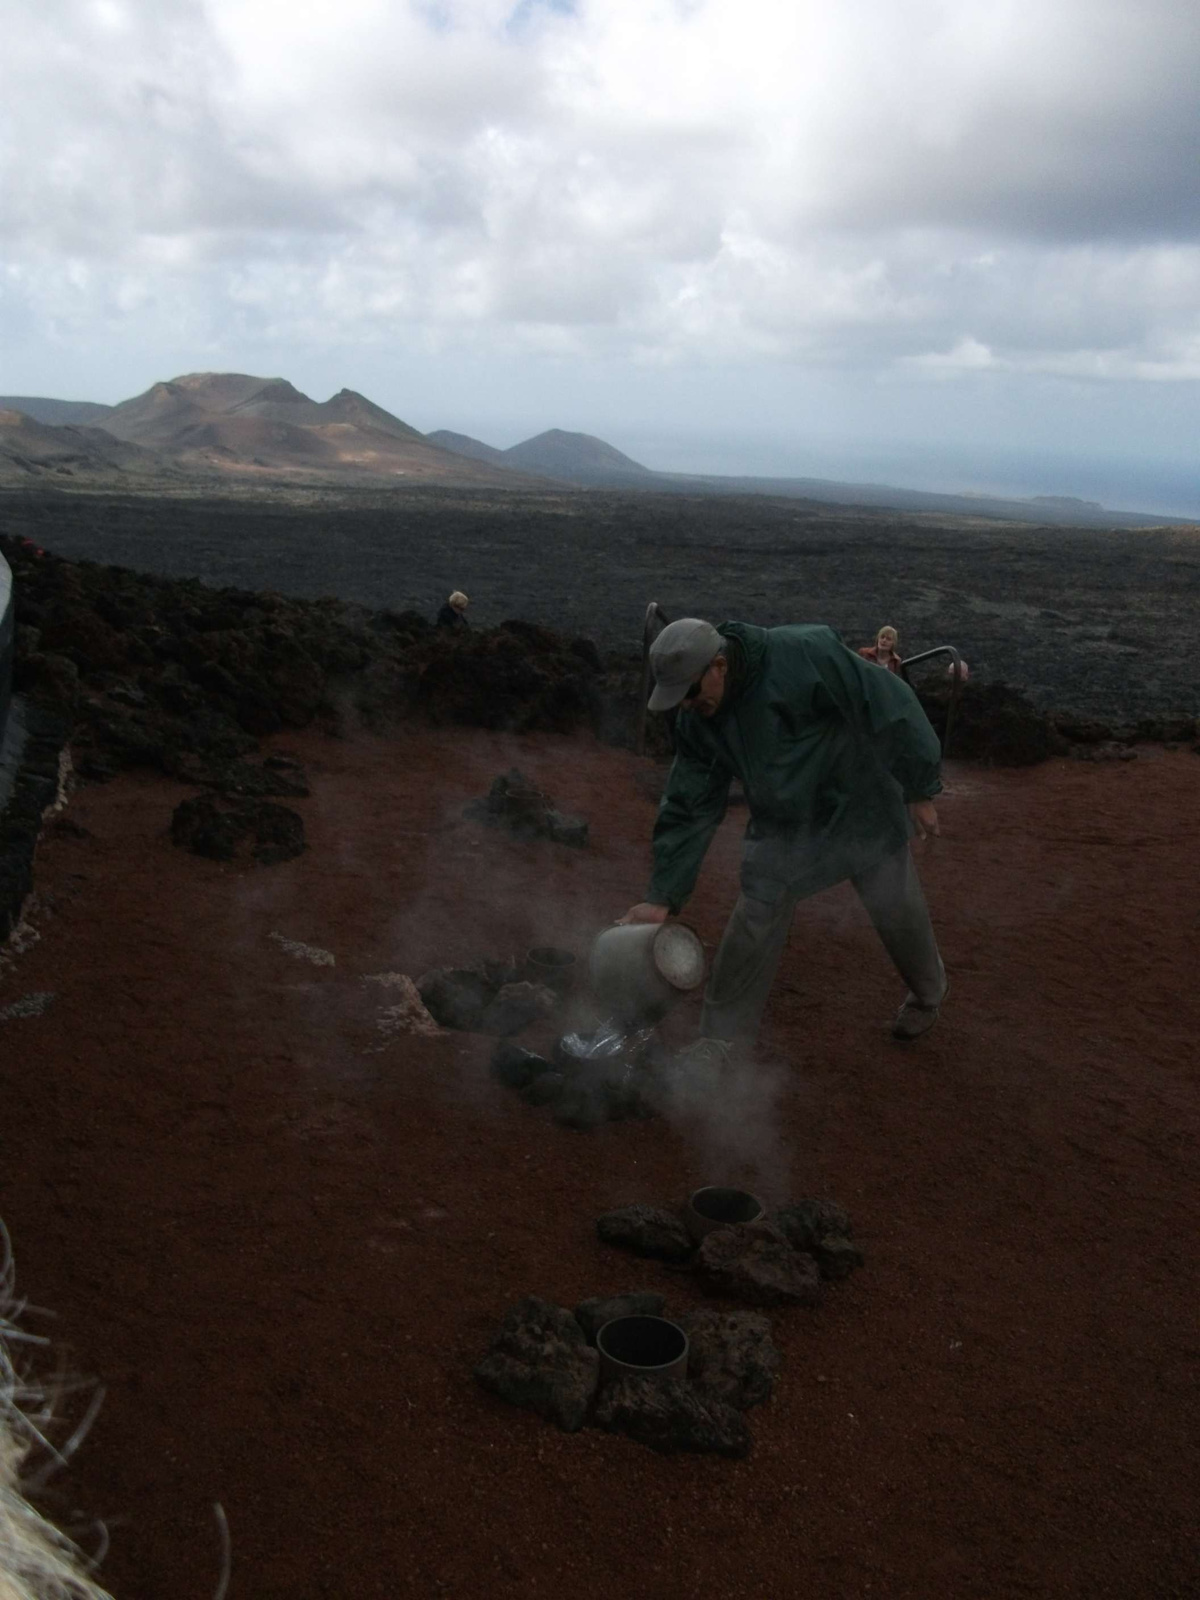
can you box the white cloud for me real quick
[902,334,999,375]
[1,0,1198,484]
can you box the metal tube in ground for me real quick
[595,1315,689,1385]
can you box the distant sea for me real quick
[620,437,1200,523]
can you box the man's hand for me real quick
[908,799,940,839]
[616,902,671,926]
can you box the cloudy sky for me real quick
[3,0,1199,511]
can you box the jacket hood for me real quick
[717,620,768,696]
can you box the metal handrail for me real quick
[636,601,672,756]
[900,645,965,758]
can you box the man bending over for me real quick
[619,618,948,1054]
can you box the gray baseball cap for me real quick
[647,618,723,710]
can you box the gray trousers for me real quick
[699,844,946,1045]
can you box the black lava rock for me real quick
[553,1069,614,1130]
[166,754,311,798]
[172,797,243,861]
[676,1310,781,1410]
[416,968,492,1030]
[552,1060,650,1129]
[420,968,557,1036]
[475,1296,599,1433]
[920,680,1067,766]
[520,1070,565,1107]
[771,1198,853,1252]
[573,1292,668,1345]
[811,1234,865,1281]
[596,1204,694,1263]
[250,802,306,864]
[169,794,306,865]
[478,980,557,1036]
[593,1376,751,1457]
[463,769,589,848]
[490,1041,555,1090]
[695,1223,822,1308]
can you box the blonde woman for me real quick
[858,624,902,674]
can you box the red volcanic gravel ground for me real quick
[1,726,1198,1599]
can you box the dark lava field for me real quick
[3,484,1197,721]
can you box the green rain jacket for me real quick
[647,622,943,912]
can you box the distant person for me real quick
[436,591,470,630]
[859,625,902,674]
[618,617,947,1059]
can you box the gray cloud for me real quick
[792,3,1200,242]
[1,0,1198,499]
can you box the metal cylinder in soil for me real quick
[596,1315,689,1385]
[684,1186,766,1241]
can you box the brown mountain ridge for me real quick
[0,373,555,489]
[1,373,1189,527]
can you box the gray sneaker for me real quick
[891,985,947,1042]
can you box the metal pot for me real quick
[684,1186,766,1242]
[588,921,706,1027]
[596,1315,689,1385]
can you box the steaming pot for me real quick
[588,921,706,1026]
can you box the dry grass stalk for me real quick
[0,1219,115,1600]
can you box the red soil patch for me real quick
[1,728,1198,1599]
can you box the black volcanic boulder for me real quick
[596,1204,694,1263]
[251,802,307,864]
[77,700,257,780]
[771,1198,853,1252]
[593,1376,751,1457]
[170,795,306,865]
[37,605,132,674]
[572,1292,667,1344]
[809,1236,864,1281]
[17,651,82,714]
[413,625,599,734]
[463,768,589,848]
[489,1041,555,1090]
[478,980,557,1035]
[520,1069,565,1106]
[475,1297,599,1433]
[170,795,244,861]
[918,680,1066,766]
[771,1198,863,1280]
[694,1222,822,1308]
[374,608,433,640]
[675,1310,781,1410]
[418,969,557,1034]
[553,1063,626,1130]
[416,968,492,1030]
[2,537,613,784]
[164,753,311,798]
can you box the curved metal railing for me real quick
[901,644,965,758]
